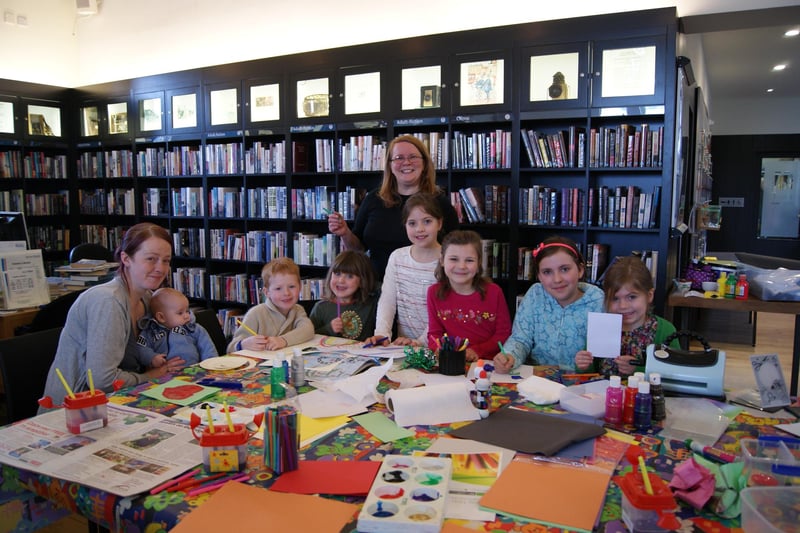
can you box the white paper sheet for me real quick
[587,312,622,358]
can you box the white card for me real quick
[750,354,790,409]
[586,312,622,358]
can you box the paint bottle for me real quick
[604,375,623,425]
[735,274,749,300]
[271,353,286,400]
[623,375,640,425]
[724,273,737,299]
[649,373,666,422]
[716,272,728,298]
[634,380,652,430]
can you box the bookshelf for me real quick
[0,7,678,318]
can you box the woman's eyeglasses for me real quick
[390,154,423,163]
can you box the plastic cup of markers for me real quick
[438,350,465,376]
[63,390,109,434]
[198,424,248,473]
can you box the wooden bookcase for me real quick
[0,7,678,317]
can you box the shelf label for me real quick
[453,112,511,123]
[393,117,448,127]
[290,124,334,133]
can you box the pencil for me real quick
[235,318,258,336]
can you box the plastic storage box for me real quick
[740,486,800,532]
[559,379,609,418]
[63,390,108,434]
[740,437,800,487]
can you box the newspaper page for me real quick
[0,404,202,497]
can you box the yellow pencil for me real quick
[223,401,235,432]
[87,368,95,396]
[55,368,76,399]
[206,405,215,433]
[235,318,258,336]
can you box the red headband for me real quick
[532,242,579,259]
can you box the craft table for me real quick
[1,358,796,532]
[668,292,800,397]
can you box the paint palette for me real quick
[357,454,451,533]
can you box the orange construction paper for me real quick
[479,458,612,532]
[269,460,380,495]
[171,481,358,533]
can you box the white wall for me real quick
[3,0,794,88]
[711,97,800,134]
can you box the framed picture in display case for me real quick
[459,58,504,107]
[296,77,329,119]
[169,89,199,132]
[592,36,665,107]
[530,53,579,102]
[26,103,62,137]
[344,71,380,115]
[401,65,442,111]
[80,105,99,137]
[248,82,280,123]
[107,102,129,135]
[208,86,239,127]
[137,93,164,133]
[0,99,15,135]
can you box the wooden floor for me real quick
[24,312,799,533]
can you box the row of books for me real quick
[173,228,206,258]
[451,130,512,170]
[0,189,23,212]
[520,186,585,227]
[77,226,126,252]
[0,151,68,179]
[244,140,285,174]
[205,271,325,306]
[521,127,585,169]
[29,225,70,252]
[76,150,134,178]
[293,187,335,220]
[291,139,336,173]
[451,185,511,224]
[171,187,205,217]
[208,229,289,262]
[209,187,245,218]
[247,186,288,220]
[293,233,341,267]
[205,142,242,175]
[588,185,661,229]
[479,239,512,279]
[79,188,136,215]
[338,135,387,172]
[135,145,204,177]
[588,124,664,168]
[24,193,70,216]
[174,267,206,299]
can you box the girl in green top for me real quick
[309,251,378,341]
[576,256,677,377]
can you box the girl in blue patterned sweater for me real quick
[494,236,603,373]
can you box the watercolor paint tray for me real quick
[357,454,451,533]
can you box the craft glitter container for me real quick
[357,454,452,533]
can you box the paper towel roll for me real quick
[385,382,480,427]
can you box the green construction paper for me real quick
[140,378,220,406]
[352,412,414,442]
[693,453,746,519]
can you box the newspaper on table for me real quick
[0,403,202,497]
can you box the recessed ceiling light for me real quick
[773,64,787,71]
[785,29,800,37]
[767,88,775,93]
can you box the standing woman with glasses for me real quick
[328,135,459,278]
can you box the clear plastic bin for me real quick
[559,379,609,418]
[740,438,800,487]
[740,486,800,532]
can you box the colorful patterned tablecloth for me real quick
[1,361,796,532]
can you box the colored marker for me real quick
[686,439,736,463]
[363,336,388,348]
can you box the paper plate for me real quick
[199,356,256,372]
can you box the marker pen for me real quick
[686,439,736,463]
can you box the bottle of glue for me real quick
[472,370,491,418]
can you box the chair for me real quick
[69,243,115,263]
[0,327,63,423]
[193,308,229,356]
